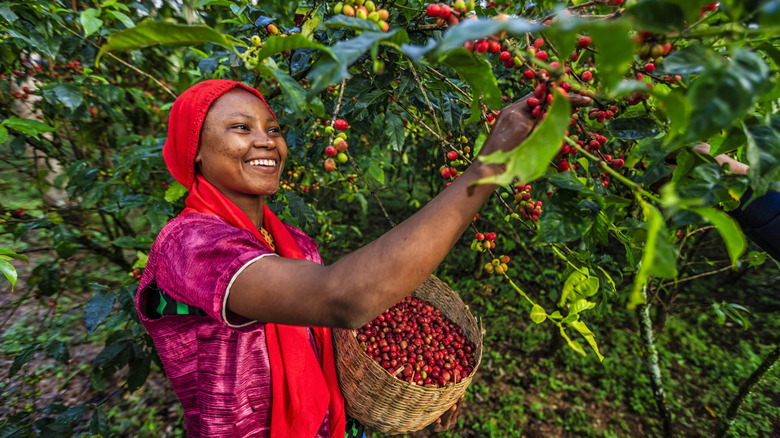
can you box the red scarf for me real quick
[163,79,345,438]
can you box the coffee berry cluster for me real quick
[425,0,476,27]
[357,296,477,387]
[333,0,391,32]
[513,184,542,223]
[470,231,497,252]
[323,118,350,171]
[483,255,510,275]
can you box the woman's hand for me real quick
[477,92,593,158]
[430,397,463,432]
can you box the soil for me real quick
[3,251,775,438]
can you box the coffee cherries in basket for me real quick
[356,295,477,387]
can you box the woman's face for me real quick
[195,89,287,206]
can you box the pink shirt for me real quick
[136,213,330,437]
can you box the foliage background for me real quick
[1,0,779,436]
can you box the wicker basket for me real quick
[333,275,483,435]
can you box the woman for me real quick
[135,79,589,437]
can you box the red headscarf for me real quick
[163,79,345,438]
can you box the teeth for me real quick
[246,159,276,167]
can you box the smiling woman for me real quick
[195,89,287,225]
[134,79,590,438]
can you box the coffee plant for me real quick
[1,0,778,435]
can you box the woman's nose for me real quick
[253,135,275,147]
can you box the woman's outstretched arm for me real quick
[228,93,591,328]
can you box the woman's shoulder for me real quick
[284,223,323,264]
[158,212,248,240]
[151,213,260,256]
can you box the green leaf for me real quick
[655,88,689,143]
[257,34,334,63]
[536,190,599,243]
[686,49,773,143]
[569,320,604,361]
[133,251,149,269]
[607,116,663,140]
[98,19,235,62]
[441,94,463,132]
[659,44,713,76]
[692,207,746,267]
[366,164,385,185]
[559,326,586,356]
[28,263,61,296]
[52,84,84,111]
[569,299,596,315]
[477,88,570,185]
[56,404,92,424]
[301,5,324,38]
[560,270,599,307]
[432,18,539,58]
[127,355,151,392]
[80,8,103,37]
[384,112,405,152]
[0,125,8,144]
[111,235,154,249]
[439,48,502,110]
[93,340,132,374]
[0,248,28,262]
[164,181,188,203]
[273,68,325,117]
[9,344,39,378]
[105,9,135,29]
[744,119,780,197]
[52,224,78,259]
[1,117,55,139]
[0,258,18,290]
[319,15,381,32]
[530,304,546,323]
[0,421,30,438]
[0,5,19,22]
[45,339,70,364]
[625,0,685,33]
[307,30,401,97]
[85,289,115,335]
[284,191,317,228]
[629,201,678,309]
[89,409,108,436]
[586,22,634,91]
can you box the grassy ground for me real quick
[2,174,779,436]
[5,251,777,437]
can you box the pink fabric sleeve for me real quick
[153,214,275,328]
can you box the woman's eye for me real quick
[234,124,249,130]
[269,126,281,133]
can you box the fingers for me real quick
[568,93,592,108]
[508,91,591,111]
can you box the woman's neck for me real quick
[233,195,265,227]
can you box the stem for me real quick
[716,344,780,438]
[566,137,661,203]
[637,284,674,438]
[330,80,396,228]
[406,58,448,160]
[502,272,536,306]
